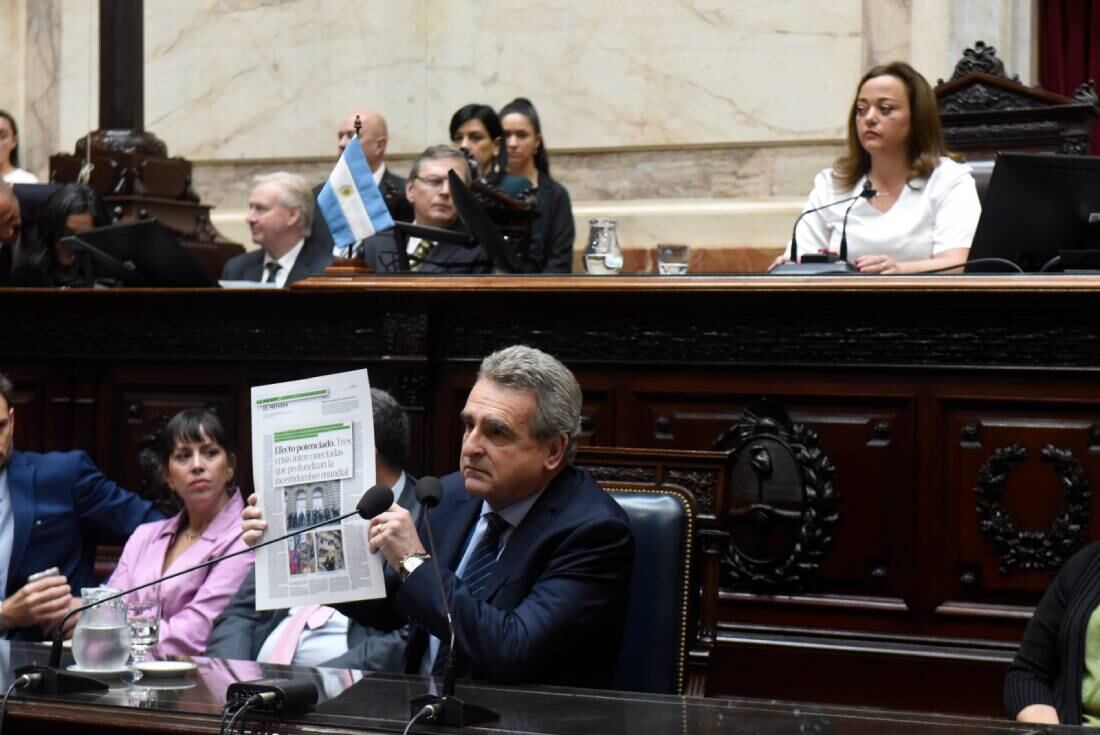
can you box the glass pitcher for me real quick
[72,587,131,670]
[583,217,624,274]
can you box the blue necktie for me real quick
[463,512,509,599]
[429,512,510,676]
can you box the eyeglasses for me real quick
[413,176,449,191]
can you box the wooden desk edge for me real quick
[292,273,1100,294]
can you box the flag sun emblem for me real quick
[338,184,355,198]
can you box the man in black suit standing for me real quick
[221,172,332,286]
[360,146,492,273]
[311,109,406,257]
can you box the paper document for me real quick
[250,369,386,610]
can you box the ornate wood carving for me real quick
[666,468,718,515]
[945,41,1020,83]
[713,401,839,592]
[582,465,659,485]
[974,443,1091,573]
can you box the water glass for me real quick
[656,244,691,275]
[127,601,160,663]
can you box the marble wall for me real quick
[0,0,1038,251]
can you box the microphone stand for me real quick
[771,182,876,275]
[17,486,393,695]
[408,480,498,727]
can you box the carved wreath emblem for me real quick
[974,443,1091,573]
[713,402,839,593]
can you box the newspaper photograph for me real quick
[250,369,387,610]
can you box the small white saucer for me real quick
[133,660,198,677]
[133,678,197,691]
[66,663,131,677]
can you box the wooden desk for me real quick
[5,274,1100,714]
[0,644,1054,734]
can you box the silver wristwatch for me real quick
[399,553,431,582]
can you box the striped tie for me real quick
[410,239,434,271]
[463,512,509,599]
[430,512,510,676]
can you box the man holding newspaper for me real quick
[242,345,634,687]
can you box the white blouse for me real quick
[787,157,981,263]
[2,168,39,184]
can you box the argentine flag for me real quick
[318,135,395,256]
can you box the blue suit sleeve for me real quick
[70,451,163,540]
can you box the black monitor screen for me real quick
[966,152,1100,273]
[63,219,214,287]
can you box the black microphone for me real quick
[18,483,395,695]
[788,181,876,263]
[838,181,877,262]
[408,476,498,728]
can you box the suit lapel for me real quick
[480,472,566,602]
[244,252,264,282]
[6,452,35,592]
[437,491,482,570]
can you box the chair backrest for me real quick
[604,484,696,695]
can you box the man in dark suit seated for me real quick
[360,146,492,273]
[311,109,406,257]
[0,372,164,640]
[206,388,420,670]
[243,346,635,687]
[221,172,332,285]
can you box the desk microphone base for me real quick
[15,665,109,695]
[410,694,499,727]
[770,260,860,275]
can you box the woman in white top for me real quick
[773,61,980,274]
[0,111,39,184]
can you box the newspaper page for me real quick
[250,369,387,611]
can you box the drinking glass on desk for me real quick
[656,244,691,275]
[126,601,160,664]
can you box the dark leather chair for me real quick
[604,484,697,695]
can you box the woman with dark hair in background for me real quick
[0,110,38,184]
[771,61,980,274]
[499,97,575,273]
[448,104,530,198]
[13,183,109,286]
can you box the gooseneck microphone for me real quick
[17,483,394,695]
[407,476,498,728]
[838,181,877,262]
[787,179,880,262]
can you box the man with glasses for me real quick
[360,145,492,273]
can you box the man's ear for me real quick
[543,433,568,473]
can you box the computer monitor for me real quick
[966,152,1100,273]
[63,219,215,287]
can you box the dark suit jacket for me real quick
[360,225,492,274]
[4,449,163,639]
[529,175,575,273]
[310,168,407,257]
[342,466,634,687]
[205,476,422,671]
[220,235,333,285]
